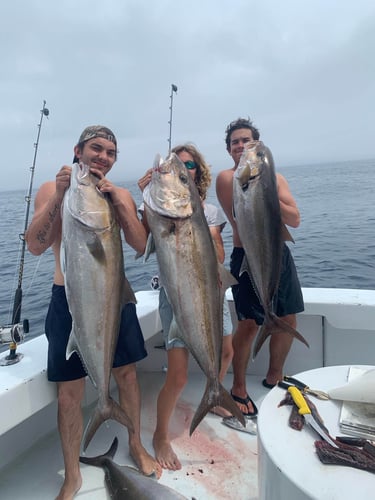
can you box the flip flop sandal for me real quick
[262,379,277,389]
[231,390,258,417]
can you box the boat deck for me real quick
[1,288,374,498]
[0,371,268,500]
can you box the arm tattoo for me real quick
[36,203,60,245]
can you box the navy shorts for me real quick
[45,284,147,382]
[230,245,304,324]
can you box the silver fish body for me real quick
[143,154,245,434]
[80,437,188,499]
[61,162,136,450]
[233,141,308,357]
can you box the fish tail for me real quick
[215,384,247,427]
[111,398,134,433]
[272,314,310,348]
[79,437,118,466]
[189,381,246,435]
[83,398,133,451]
[252,313,309,359]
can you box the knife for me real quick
[288,386,338,448]
[283,375,330,400]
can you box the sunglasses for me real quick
[184,160,197,170]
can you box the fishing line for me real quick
[5,241,45,325]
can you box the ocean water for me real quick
[0,158,374,347]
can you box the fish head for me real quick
[234,141,275,191]
[65,162,112,230]
[143,153,193,218]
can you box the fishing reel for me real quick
[150,275,160,290]
[0,319,29,345]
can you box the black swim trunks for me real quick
[230,245,304,324]
[45,284,147,382]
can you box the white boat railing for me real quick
[0,288,374,449]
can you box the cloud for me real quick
[1,0,374,191]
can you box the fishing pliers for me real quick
[278,375,330,400]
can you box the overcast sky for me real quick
[1,0,374,192]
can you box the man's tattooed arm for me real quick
[36,204,60,245]
[25,181,65,256]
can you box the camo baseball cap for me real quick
[73,125,117,163]
[77,125,117,146]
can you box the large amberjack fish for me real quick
[61,162,136,451]
[233,141,309,357]
[143,153,245,434]
[80,437,188,499]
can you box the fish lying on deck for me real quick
[143,153,245,434]
[61,162,136,451]
[233,141,309,357]
[80,437,187,499]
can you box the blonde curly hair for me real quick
[171,143,212,201]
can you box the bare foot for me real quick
[55,476,82,500]
[129,442,162,479]
[153,435,181,471]
[209,406,232,418]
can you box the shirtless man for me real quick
[26,126,162,499]
[216,117,304,417]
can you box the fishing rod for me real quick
[148,84,178,294]
[0,100,49,366]
[167,83,178,154]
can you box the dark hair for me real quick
[225,117,260,151]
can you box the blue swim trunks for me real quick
[45,284,147,382]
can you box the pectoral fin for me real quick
[86,233,106,262]
[282,223,295,243]
[144,233,156,261]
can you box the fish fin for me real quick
[238,256,263,305]
[86,233,106,262]
[60,241,67,276]
[144,233,156,262]
[282,223,295,243]
[83,398,134,451]
[123,276,137,304]
[167,318,180,344]
[219,263,238,290]
[65,330,97,386]
[153,153,163,167]
[189,381,246,436]
[66,330,79,360]
[238,254,250,277]
[252,313,309,359]
[79,437,118,466]
[238,255,261,297]
[252,324,269,359]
